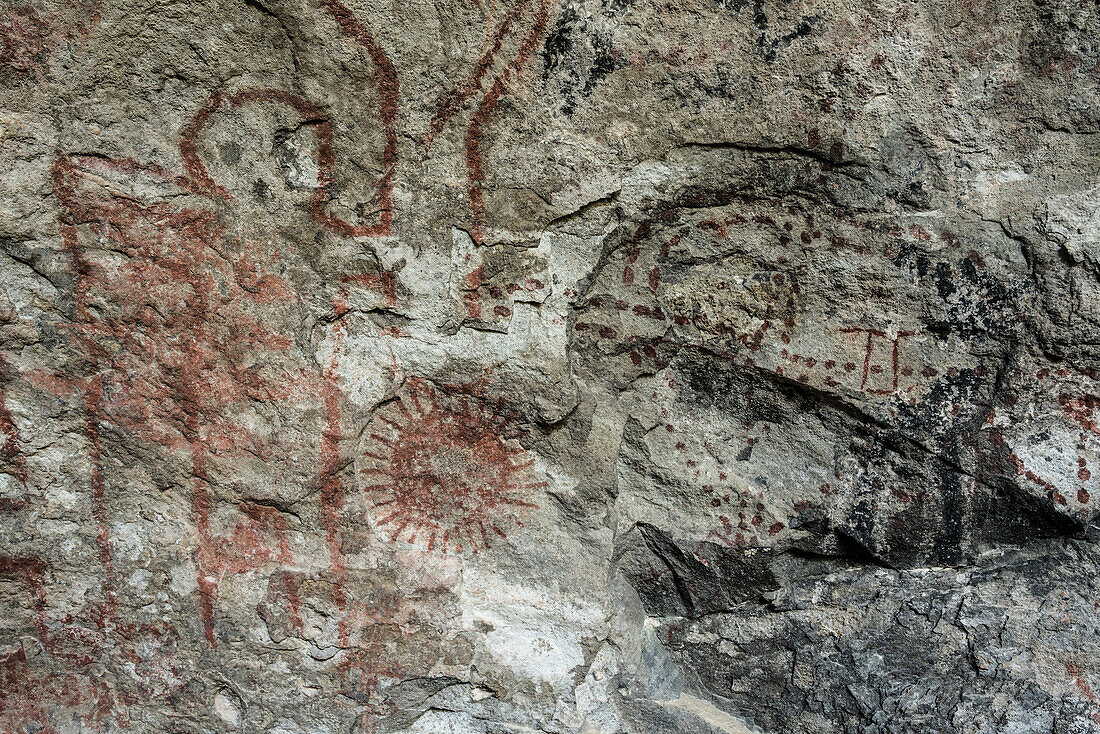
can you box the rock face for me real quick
[1,0,1100,732]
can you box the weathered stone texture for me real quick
[2,0,1100,732]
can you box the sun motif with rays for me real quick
[359,378,544,553]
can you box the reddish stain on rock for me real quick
[335,600,404,733]
[195,502,293,646]
[0,0,104,75]
[360,378,543,553]
[0,554,182,730]
[0,359,28,485]
[319,375,350,609]
[54,132,315,645]
[1060,394,1100,436]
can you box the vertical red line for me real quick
[319,305,349,609]
[283,571,304,634]
[891,337,900,393]
[316,0,399,234]
[82,375,117,625]
[190,440,218,646]
[56,199,119,629]
[861,331,873,392]
[465,0,553,243]
[424,3,526,147]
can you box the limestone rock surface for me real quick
[2,1,1100,732]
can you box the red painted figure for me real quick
[316,0,553,244]
[360,377,543,553]
[51,88,376,647]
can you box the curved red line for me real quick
[424,3,526,148]
[316,0,398,235]
[465,0,552,243]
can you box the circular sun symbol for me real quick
[359,378,544,553]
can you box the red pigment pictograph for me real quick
[315,0,398,236]
[51,87,378,646]
[647,417,830,554]
[0,0,104,76]
[571,199,982,404]
[15,367,120,622]
[461,0,553,243]
[317,260,408,612]
[0,358,28,487]
[423,3,528,149]
[984,371,1100,514]
[775,326,938,399]
[319,306,353,608]
[334,600,404,734]
[571,211,807,379]
[0,7,49,72]
[1060,394,1100,438]
[318,0,553,243]
[0,555,184,731]
[1067,662,1100,724]
[181,88,392,237]
[835,326,922,395]
[458,255,550,324]
[53,152,300,645]
[360,378,544,553]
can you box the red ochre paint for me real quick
[51,84,384,644]
[360,378,544,553]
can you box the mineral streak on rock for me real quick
[4,0,1100,731]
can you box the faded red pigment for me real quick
[1060,394,1100,436]
[50,85,386,647]
[318,0,552,242]
[1067,662,1100,724]
[423,3,528,148]
[334,600,405,734]
[572,205,980,401]
[837,327,921,395]
[320,377,350,609]
[464,0,553,243]
[181,88,393,237]
[0,0,104,75]
[361,378,544,553]
[0,552,183,730]
[983,376,1098,518]
[0,358,28,485]
[53,152,300,645]
[321,267,402,611]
